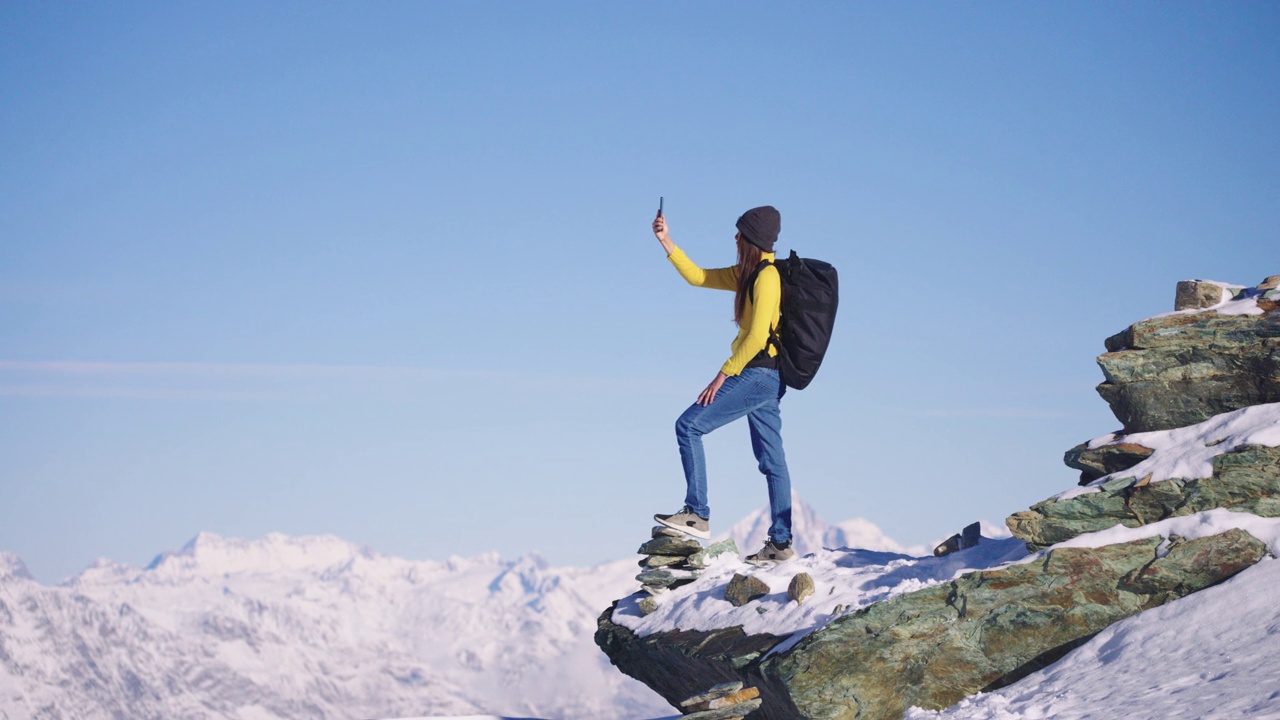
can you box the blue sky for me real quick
[2,2,1277,582]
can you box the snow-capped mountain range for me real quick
[0,496,884,720]
[0,533,661,719]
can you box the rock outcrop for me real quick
[597,277,1280,720]
[1095,282,1280,433]
[768,530,1264,720]
[597,529,1267,720]
[1010,441,1280,550]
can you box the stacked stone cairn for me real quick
[675,681,763,720]
[635,527,738,615]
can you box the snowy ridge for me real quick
[0,534,668,720]
[0,552,33,580]
[721,493,924,557]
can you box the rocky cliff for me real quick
[595,276,1280,720]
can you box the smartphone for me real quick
[658,196,664,218]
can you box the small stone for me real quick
[687,539,739,568]
[635,567,700,588]
[682,698,763,720]
[833,603,846,614]
[638,554,687,569]
[651,525,685,539]
[637,535,703,556]
[756,606,768,614]
[724,573,770,607]
[680,681,744,708]
[788,572,815,604]
[1258,275,1280,291]
[683,686,761,713]
[1174,280,1224,311]
[933,534,961,557]
[638,596,660,615]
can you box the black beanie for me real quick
[736,206,781,253]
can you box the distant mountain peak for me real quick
[0,551,34,580]
[721,493,910,557]
[144,531,376,577]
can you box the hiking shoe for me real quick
[654,506,711,540]
[745,540,795,566]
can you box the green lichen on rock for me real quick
[763,530,1266,720]
[1009,444,1280,549]
[639,535,704,556]
[1095,310,1280,433]
[1063,441,1154,485]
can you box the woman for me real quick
[650,205,795,566]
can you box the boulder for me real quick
[1174,280,1226,310]
[638,536,704,556]
[639,554,688,569]
[1009,444,1280,549]
[725,574,771,607]
[636,568,700,589]
[1259,275,1280,292]
[1063,440,1154,485]
[767,530,1266,720]
[1096,311,1280,432]
[595,608,794,717]
[787,573,815,604]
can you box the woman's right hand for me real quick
[652,214,674,253]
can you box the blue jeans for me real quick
[675,367,792,544]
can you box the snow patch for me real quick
[613,536,1028,649]
[1058,402,1280,501]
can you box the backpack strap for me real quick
[745,259,773,304]
[746,259,782,355]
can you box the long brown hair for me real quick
[733,234,764,327]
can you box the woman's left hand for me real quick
[697,372,728,406]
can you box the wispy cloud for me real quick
[0,360,459,379]
[894,407,1070,420]
[0,360,680,400]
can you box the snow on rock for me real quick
[613,534,1028,648]
[615,508,1280,658]
[1159,279,1264,318]
[1057,402,1280,501]
[904,556,1280,720]
[1015,508,1280,559]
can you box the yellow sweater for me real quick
[667,245,781,376]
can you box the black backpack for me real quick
[749,251,839,390]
